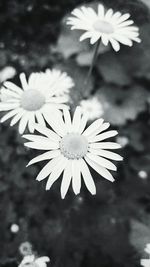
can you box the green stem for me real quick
[84,39,101,87]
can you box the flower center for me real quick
[21,89,45,111]
[60,133,88,160]
[93,20,114,34]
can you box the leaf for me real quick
[97,52,131,86]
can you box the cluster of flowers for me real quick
[18,242,50,267]
[0,4,140,200]
[0,3,142,267]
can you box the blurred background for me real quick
[0,0,150,266]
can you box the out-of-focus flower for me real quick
[0,66,16,82]
[10,223,19,233]
[80,97,104,120]
[0,70,74,134]
[96,86,148,125]
[116,136,129,147]
[18,255,50,267]
[67,4,140,51]
[138,170,148,180]
[19,242,33,256]
[23,107,122,198]
[141,244,150,267]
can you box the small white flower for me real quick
[18,255,50,267]
[0,66,16,82]
[80,97,104,120]
[116,136,129,147]
[10,223,19,233]
[67,4,141,51]
[0,69,74,134]
[138,170,148,180]
[23,107,123,198]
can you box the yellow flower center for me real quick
[93,20,114,34]
[60,133,88,159]
[21,89,45,111]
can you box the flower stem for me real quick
[84,39,101,87]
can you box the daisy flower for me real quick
[23,107,123,198]
[0,69,74,134]
[18,255,50,267]
[80,97,104,120]
[67,4,141,51]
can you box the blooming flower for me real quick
[18,255,50,267]
[23,107,122,198]
[80,97,104,120]
[19,242,33,256]
[67,4,141,51]
[141,244,150,267]
[0,69,74,134]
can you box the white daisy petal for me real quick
[117,20,134,27]
[90,33,101,44]
[46,156,68,190]
[72,106,82,132]
[24,140,59,150]
[4,81,23,95]
[80,158,96,195]
[0,103,20,111]
[80,31,93,41]
[35,111,46,127]
[88,130,118,142]
[63,108,72,132]
[114,34,133,46]
[19,73,28,90]
[36,156,62,181]
[90,142,121,150]
[34,124,61,142]
[0,108,20,123]
[116,13,130,23]
[28,113,35,133]
[82,119,104,137]
[18,113,29,134]
[1,88,20,99]
[23,134,55,143]
[10,109,25,126]
[98,4,105,17]
[85,156,115,182]
[112,11,122,20]
[72,160,81,195]
[44,110,67,137]
[61,160,72,199]
[105,8,113,20]
[101,35,109,46]
[89,148,123,161]
[109,38,120,51]
[86,152,117,171]
[78,112,88,134]
[86,122,110,139]
[27,150,61,166]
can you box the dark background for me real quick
[0,1,150,267]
